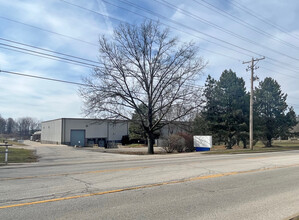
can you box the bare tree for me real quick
[6,118,17,135]
[80,21,206,154]
[0,115,6,134]
[17,117,40,138]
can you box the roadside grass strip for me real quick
[0,147,37,164]
[0,163,298,209]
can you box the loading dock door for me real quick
[70,130,85,146]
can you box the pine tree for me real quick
[201,70,249,148]
[254,77,297,147]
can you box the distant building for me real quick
[41,118,192,147]
[41,118,129,147]
[31,131,41,142]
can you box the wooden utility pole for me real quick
[243,57,265,150]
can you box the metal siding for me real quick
[41,119,62,144]
[41,118,129,144]
[64,119,108,143]
[108,121,128,141]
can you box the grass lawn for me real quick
[204,140,299,154]
[0,138,26,146]
[0,147,38,164]
[121,143,147,148]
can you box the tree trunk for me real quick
[147,133,155,154]
[226,136,233,149]
[266,138,272,147]
[242,138,247,149]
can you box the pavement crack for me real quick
[68,176,95,194]
[0,194,56,204]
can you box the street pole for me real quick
[1,141,12,165]
[5,145,8,165]
[250,58,254,150]
[243,57,265,150]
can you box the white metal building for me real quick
[41,118,129,147]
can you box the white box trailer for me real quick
[193,135,212,151]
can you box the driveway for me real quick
[14,141,203,166]
[18,141,138,166]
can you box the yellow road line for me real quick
[1,163,298,209]
[0,166,149,181]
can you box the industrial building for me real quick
[41,118,129,147]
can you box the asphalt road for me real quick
[0,144,299,220]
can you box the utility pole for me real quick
[243,57,265,150]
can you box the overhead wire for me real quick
[0,41,204,90]
[0,42,101,68]
[1,0,298,73]
[155,0,299,52]
[0,46,96,69]
[0,37,101,65]
[104,0,299,70]
[102,0,263,57]
[0,69,203,96]
[0,0,299,93]
[193,0,297,46]
[0,3,242,70]
[151,0,299,73]
[0,69,91,86]
[59,0,252,60]
[0,16,98,47]
[228,0,299,42]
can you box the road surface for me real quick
[0,144,298,219]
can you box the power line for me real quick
[194,0,299,48]
[0,39,205,90]
[228,0,299,42]
[60,0,253,59]
[0,46,96,69]
[263,60,299,75]
[109,0,299,64]
[106,0,260,56]
[61,0,299,73]
[0,3,243,70]
[2,0,299,92]
[156,0,299,52]
[260,66,299,81]
[0,37,101,65]
[0,16,98,47]
[0,69,203,95]
[0,69,90,86]
[0,42,101,68]
[2,0,299,72]
[0,41,205,91]
[61,0,242,62]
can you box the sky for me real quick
[1,0,299,122]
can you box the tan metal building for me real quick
[41,118,129,147]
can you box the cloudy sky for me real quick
[1,0,299,121]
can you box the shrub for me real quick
[161,134,186,153]
[121,135,130,145]
[160,138,175,153]
[177,132,195,152]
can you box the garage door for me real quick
[70,130,85,146]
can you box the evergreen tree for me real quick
[254,77,297,147]
[201,70,249,148]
